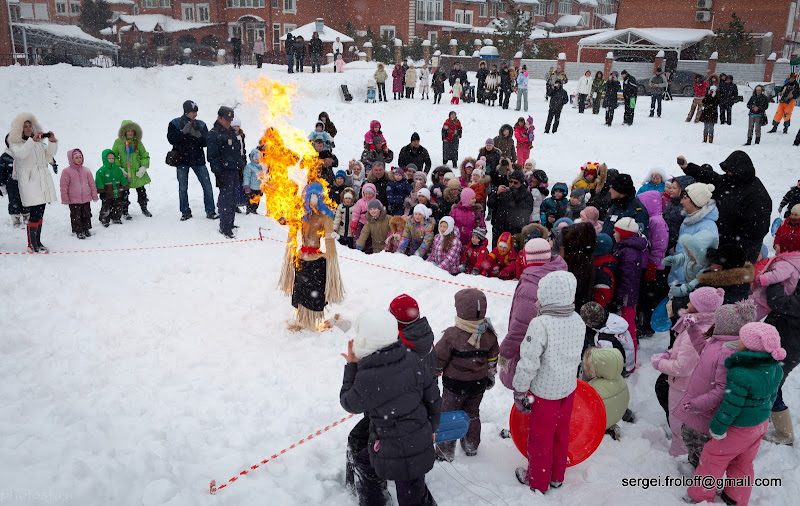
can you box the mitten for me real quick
[755,275,769,288]
[136,167,146,178]
[684,314,698,326]
[181,122,193,134]
[514,391,531,414]
[645,263,658,282]
[710,430,727,440]
[661,255,676,267]
[434,187,442,198]
[458,263,467,273]
[670,283,689,298]
[243,185,251,194]
[651,353,667,369]
[356,245,363,251]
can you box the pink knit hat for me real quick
[460,187,476,206]
[524,238,551,264]
[688,287,725,314]
[580,206,599,224]
[739,322,787,360]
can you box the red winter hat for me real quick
[389,294,420,329]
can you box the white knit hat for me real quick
[413,203,432,219]
[439,216,455,236]
[685,183,715,208]
[613,216,639,234]
[442,172,456,182]
[418,188,431,200]
[353,310,399,359]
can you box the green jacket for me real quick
[709,351,783,435]
[585,347,629,428]
[96,149,129,198]
[591,77,606,94]
[111,120,151,189]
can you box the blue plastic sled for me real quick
[651,297,672,333]
[434,411,470,443]
[772,217,782,237]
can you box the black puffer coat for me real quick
[340,341,442,481]
[493,183,534,235]
[401,317,437,375]
[683,151,771,263]
[765,283,800,388]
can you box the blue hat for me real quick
[553,217,574,229]
[595,233,613,256]
[302,182,334,220]
[335,170,347,180]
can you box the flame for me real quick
[241,77,335,260]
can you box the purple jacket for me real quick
[60,149,99,205]
[450,202,485,247]
[613,235,648,307]
[638,190,669,270]
[499,255,568,389]
[674,323,739,434]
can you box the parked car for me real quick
[616,54,652,63]
[635,69,699,97]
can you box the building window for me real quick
[228,0,266,6]
[498,2,505,13]
[273,0,279,7]
[272,23,281,48]
[34,3,49,20]
[56,2,67,15]
[70,2,81,13]
[229,24,243,38]
[531,2,544,16]
[558,0,571,15]
[454,9,463,24]
[489,2,497,17]
[418,0,442,22]
[417,0,424,21]
[142,0,157,7]
[580,11,590,27]
[597,0,613,16]
[283,0,295,13]
[197,3,210,22]
[380,25,396,39]
[464,10,473,25]
[19,3,33,19]
[547,2,554,14]
[247,22,265,47]
[479,2,486,18]
[428,31,437,44]
[160,0,172,6]
[182,4,194,21]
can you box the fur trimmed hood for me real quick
[117,120,143,141]
[696,263,755,287]
[9,112,43,144]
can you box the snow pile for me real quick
[0,63,797,506]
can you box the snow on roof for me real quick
[420,20,475,30]
[237,15,265,22]
[579,28,715,47]
[279,21,354,42]
[598,13,616,26]
[576,0,598,6]
[515,0,541,4]
[556,15,585,28]
[117,14,216,33]
[106,0,135,4]
[15,22,117,47]
[470,24,498,34]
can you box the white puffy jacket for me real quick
[576,75,593,95]
[9,113,57,207]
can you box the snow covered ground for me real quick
[1,62,798,506]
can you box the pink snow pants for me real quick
[526,391,576,493]
[516,145,530,166]
[687,420,769,505]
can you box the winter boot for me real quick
[755,137,760,144]
[140,202,152,217]
[77,232,86,240]
[768,124,778,133]
[460,438,477,456]
[649,110,654,117]
[745,138,752,145]
[784,124,790,134]
[721,491,738,505]
[123,212,132,220]
[26,221,35,253]
[35,220,48,252]
[11,214,22,228]
[22,212,30,223]
[708,135,713,144]
[703,134,708,143]
[515,467,529,485]
[764,409,794,445]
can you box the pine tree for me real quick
[702,12,756,63]
[80,0,113,37]
[534,36,560,60]
[496,0,533,61]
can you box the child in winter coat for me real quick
[483,231,517,279]
[469,166,488,209]
[751,226,800,318]
[675,299,757,468]
[335,54,344,73]
[60,148,99,239]
[652,287,724,457]
[778,180,800,218]
[663,175,696,255]
[699,86,720,143]
[308,121,334,151]
[95,150,129,227]
[512,271,585,493]
[329,170,347,205]
[350,182,377,244]
[427,216,462,274]
[396,204,436,257]
[386,167,412,216]
[637,190,670,335]
[112,120,151,219]
[541,182,569,228]
[583,347,630,439]
[435,289,499,461]
[450,187,485,247]
[460,227,490,274]
[580,302,636,376]
[513,116,534,165]
[363,120,386,148]
[565,187,587,221]
[450,79,463,105]
[592,233,618,308]
[242,148,264,214]
[385,215,406,253]
[571,162,602,194]
[333,188,356,248]
[773,203,800,253]
[580,206,603,234]
[662,229,719,299]
[636,167,667,195]
[612,217,648,349]
[357,200,391,254]
[404,173,428,215]
[432,68,446,105]
[687,322,784,506]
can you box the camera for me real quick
[41,133,51,139]
[501,159,509,166]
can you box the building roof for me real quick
[14,22,117,48]
[598,13,616,27]
[106,0,136,4]
[556,15,585,28]
[420,19,475,30]
[114,14,217,33]
[575,0,599,6]
[578,28,714,49]
[280,21,354,42]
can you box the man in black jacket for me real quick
[294,36,306,72]
[285,33,295,73]
[544,80,568,133]
[208,106,244,238]
[398,132,432,173]
[230,36,242,68]
[449,63,468,87]
[476,61,488,104]
[499,64,513,110]
[309,32,323,73]
[620,70,638,125]
[492,170,534,248]
[167,100,217,221]
[718,74,738,125]
[678,150,771,263]
[765,282,800,445]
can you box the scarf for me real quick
[537,303,575,318]
[124,139,135,171]
[454,316,494,349]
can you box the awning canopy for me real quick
[577,27,714,61]
[597,13,616,27]
[115,14,218,33]
[280,21,353,42]
[13,22,118,51]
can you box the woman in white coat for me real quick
[418,64,431,100]
[9,113,58,253]
[576,70,593,114]
[405,63,418,99]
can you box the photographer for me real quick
[8,113,58,253]
[167,100,217,221]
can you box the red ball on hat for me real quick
[389,294,420,329]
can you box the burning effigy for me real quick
[242,77,344,331]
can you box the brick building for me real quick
[617,0,800,59]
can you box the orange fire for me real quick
[241,77,335,259]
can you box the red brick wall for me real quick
[0,1,11,59]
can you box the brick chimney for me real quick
[315,18,325,34]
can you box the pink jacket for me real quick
[657,312,710,395]
[60,149,98,204]
[450,202,485,247]
[752,252,800,318]
[638,190,669,270]
[674,323,739,434]
[499,255,568,389]
[335,58,345,72]
[350,183,377,227]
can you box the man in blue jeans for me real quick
[207,106,244,238]
[167,100,218,221]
